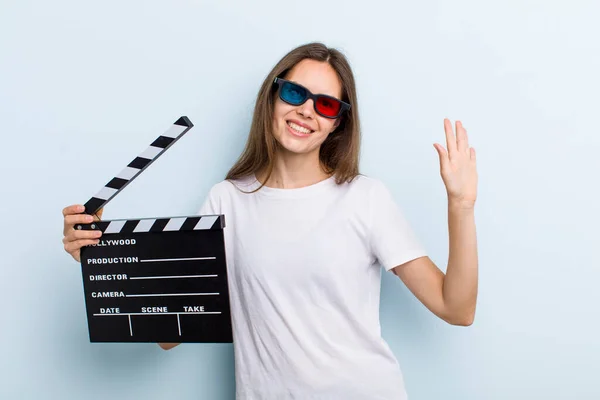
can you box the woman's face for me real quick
[272,59,343,157]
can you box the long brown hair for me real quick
[225,42,361,190]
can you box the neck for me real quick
[258,149,331,189]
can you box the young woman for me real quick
[62,42,478,399]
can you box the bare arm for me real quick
[392,119,479,326]
[392,200,478,325]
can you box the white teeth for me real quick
[287,121,312,134]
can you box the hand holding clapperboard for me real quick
[73,117,233,343]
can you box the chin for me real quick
[277,137,316,155]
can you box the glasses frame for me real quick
[273,77,351,119]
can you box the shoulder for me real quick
[206,175,258,199]
[340,175,407,219]
[346,174,385,188]
[327,174,401,220]
[340,174,393,198]
[198,175,257,215]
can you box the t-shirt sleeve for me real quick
[368,180,428,271]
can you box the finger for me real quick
[456,121,469,153]
[65,214,95,227]
[470,147,476,162]
[63,204,85,217]
[73,229,103,240]
[64,239,100,254]
[433,143,448,169]
[444,118,457,156]
[63,214,95,236]
[65,229,103,242]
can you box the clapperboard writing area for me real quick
[76,116,233,343]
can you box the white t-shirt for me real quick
[198,173,427,400]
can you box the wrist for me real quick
[448,198,476,211]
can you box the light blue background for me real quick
[1,1,598,399]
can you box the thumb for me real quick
[433,143,448,169]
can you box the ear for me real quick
[332,117,341,132]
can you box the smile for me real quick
[287,121,314,135]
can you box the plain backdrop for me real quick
[1,1,598,399]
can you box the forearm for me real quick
[442,200,478,325]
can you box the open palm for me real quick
[433,119,478,208]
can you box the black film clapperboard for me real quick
[76,117,232,343]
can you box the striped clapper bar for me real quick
[80,116,194,217]
[76,117,232,343]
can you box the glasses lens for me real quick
[315,96,342,117]
[280,82,307,105]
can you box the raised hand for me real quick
[433,119,478,208]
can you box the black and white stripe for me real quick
[77,215,225,233]
[83,116,193,216]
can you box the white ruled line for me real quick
[93,311,222,316]
[125,293,219,298]
[129,274,218,280]
[140,257,215,263]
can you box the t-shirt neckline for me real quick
[250,173,337,198]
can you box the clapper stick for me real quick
[75,116,193,229]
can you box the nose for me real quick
[297,99,315,119]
